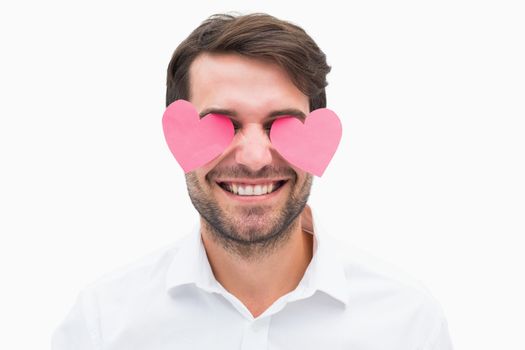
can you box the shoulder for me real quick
[326,234,437,292]
[80,234,191,304]
[320,234,451,347]
[322,233,447,324]
[53,235,193,349]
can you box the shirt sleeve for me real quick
[52,290,101,350]
[423,318,454,350]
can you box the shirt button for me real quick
[251,321,262,331]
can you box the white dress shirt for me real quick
[52,209,453,349]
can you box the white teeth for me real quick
[223,181,282,196]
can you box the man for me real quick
[53,13,453,349]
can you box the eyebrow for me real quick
[198,107,306,121]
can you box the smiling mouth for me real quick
[217,180,287,196]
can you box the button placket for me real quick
[240,317,271,350]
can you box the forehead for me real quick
[188,53,309,118]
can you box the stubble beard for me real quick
[185,167,313,261]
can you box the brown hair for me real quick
[166,13,331,111]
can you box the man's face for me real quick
[186,53,313,255]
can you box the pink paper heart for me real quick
[270,109,342,176]
[162,100,234,173]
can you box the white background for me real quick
[1,0,524,349]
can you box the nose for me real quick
[234,123,273,172]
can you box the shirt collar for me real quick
[164,222,222,294]
[297,205,350,306]
[165,206,349,307]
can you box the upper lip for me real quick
[215,178,288,185]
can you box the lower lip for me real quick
[217,182,288,202]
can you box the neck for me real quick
[201,206,314,318]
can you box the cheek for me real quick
[184,173,199,198]
[186,170,209,193]
[288,163,306,181]
[295,173,313,194]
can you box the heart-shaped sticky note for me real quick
[162,100,234,173]
[270,109,342,177]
